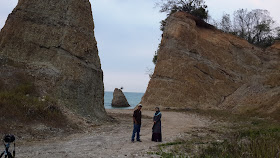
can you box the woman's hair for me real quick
[155,107,160,110]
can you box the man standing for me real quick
[131,104,142,142]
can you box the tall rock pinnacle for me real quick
[0,0,107,121]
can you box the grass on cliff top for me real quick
[0,78,70,134]
[149,109,280,158]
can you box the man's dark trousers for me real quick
[131,124,141,141]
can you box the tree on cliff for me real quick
[234,9,274,45]
[220,14,232,33]
[155,0,208,66]
[218,9,277,47]
[153,51,158,65]
[276,27,280,40]
[156,0,209,20]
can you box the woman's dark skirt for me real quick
[152,133,162,142]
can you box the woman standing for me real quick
[152,107,162,142]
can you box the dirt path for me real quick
[16,109,209,158]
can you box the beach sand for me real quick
[16,109,209,157]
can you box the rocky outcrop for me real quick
[141,12,280,115]
[0,0,107,121]
[111,88,130,107]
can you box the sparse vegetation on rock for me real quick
[157,0,209,20]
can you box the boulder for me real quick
[111,88,130,107]
[0,0,108,122]
[141,12,280,115]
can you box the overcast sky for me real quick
[0,0,279,92]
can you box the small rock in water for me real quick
[111,88,130,107]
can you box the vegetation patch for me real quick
[201,125,280,158]
[0,70,75,137]
[148,109,280,157]
[148,140,188,158]
[159,141,184,147]
[0,81,67,125]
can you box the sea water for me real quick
[104,91,144,109]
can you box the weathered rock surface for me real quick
[0,0,107,121]
[111,88,130,107]
[141,12,280,115]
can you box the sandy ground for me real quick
[16,109,209,158]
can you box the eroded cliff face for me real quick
[0,0,107,121]
[142,12,280,114]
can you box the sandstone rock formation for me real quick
[0,0,107,122]
[141,12,280,115]
[111,88,130,107]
